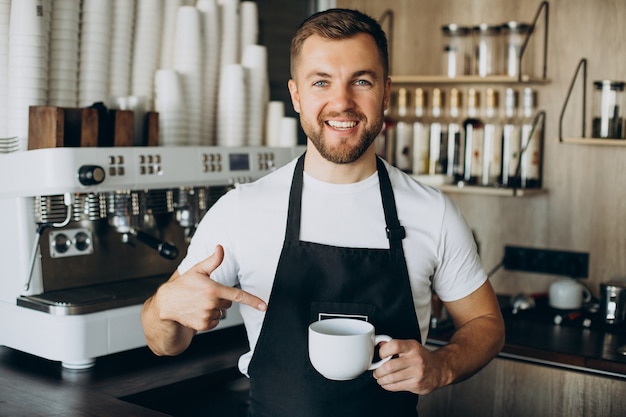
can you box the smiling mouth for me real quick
[326,120,358,130]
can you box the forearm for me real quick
[432,313,505,386]
[141,291,195,356]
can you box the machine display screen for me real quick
[229,153,250,171]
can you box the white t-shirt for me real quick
[179,158,486,375]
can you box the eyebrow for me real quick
[303,69,380,81]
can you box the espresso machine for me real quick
[0,145,302,368]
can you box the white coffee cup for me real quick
[308,318,392,381]
[549,279,592,309]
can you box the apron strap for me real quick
[376,157,406,250]
[285,153,406,249]
[284,153,305,243]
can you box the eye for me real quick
[313,80,328,87]
[354,79,372,87]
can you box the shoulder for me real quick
[381,159,449,213]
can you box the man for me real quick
[142,8,504,417]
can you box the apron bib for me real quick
[247,154,421,417]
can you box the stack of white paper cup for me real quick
[217,63,247,147]
[173,6,203,145]
[49,0,80,108]
[154,69,188,146]
[242,44,269,146]
[7,0,50,149]
[197,0,221,145]
[78,0,111,107]
[0,0,10,137]
[131,0,162,107]
[240,2,258,54]
[159,0,182,70]
[265,101,285,147]
[218,0,240,66]
[108,0,135,98]
[279,117,298,147]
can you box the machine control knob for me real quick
[78,165,106,185]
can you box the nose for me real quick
[328,83,355,110]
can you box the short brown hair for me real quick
[290,8,389,79]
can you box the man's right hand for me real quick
[142,245,267,355]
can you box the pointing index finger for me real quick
[220,285,267,311]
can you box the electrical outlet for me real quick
[503,245,589,278]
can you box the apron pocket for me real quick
[309,301,377,324]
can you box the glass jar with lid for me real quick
[501,21,533,79]
[472,23,503,77]
[441,24,471,77]
[592,80,625,139]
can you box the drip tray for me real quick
[17,275,169,315]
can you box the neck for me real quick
[303,142,378,184]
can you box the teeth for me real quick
[327,120,357,129]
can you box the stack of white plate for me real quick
[49,0,80,108]
[242,44,269,146]
[0,135,18,153]
[217,63,247,147]
[78,0,111,107]
[173,6,203,145]
[218,0,240,66]
[197,0,221,145]
[108,0,135,98]
[154,69,188,146]
[0,0,10,137]
[131,0,162,106]
[7,0,50,150]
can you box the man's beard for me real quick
[301,111,383,164]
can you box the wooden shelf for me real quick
[439,184,546,197]
[561,137,626,146]
[390,75,550,85]
[412,175,546,197]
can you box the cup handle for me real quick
[368,335,393,370]
[582,287,592,303]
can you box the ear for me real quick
[383,77,392,111]
[288,79,301,114]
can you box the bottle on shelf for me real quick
[592,80,625,139]
[446,88,464,181]
[472,24,503,77]
[411,88,429,176]
[441,24,471,78]
[462,88,484,184]
[428,88,447,175]
[519,87,543,188]
[501,21,533,79]
[393,87,413,173]
[500,88,521,187]
[482,88,502,186]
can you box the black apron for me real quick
[247,154,421,417]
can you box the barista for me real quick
[141,8,505,417]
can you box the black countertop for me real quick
[2,300,626,416]
[430,295,626,377]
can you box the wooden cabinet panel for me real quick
[418,356,626,417]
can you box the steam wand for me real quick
[125,228,179,260]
